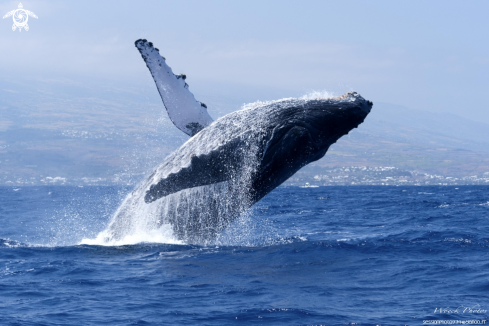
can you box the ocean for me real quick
[1,185,488,325]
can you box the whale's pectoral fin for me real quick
[135,39,214,136]
[145,143,241,203]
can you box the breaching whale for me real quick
[102,39,373,244]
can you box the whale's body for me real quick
[101,40,373,244]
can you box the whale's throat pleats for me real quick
[135,39,214,136]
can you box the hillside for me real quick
[1,76,488,186]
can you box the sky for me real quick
[1,0,489,123]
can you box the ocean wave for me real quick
[0,238,24,248]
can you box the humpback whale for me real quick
[102,39,373,244]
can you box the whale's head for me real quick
[252,91,372,200]
[291,91,372,154]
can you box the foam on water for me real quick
[80,224,183,246]
[0,239,24,248]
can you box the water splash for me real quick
[80,224,182,246]
[86,131,262,246]
[242,90,335,111]
[300,90,336,100]
[84,90,343,247]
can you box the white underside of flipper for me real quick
[135,39,214,136]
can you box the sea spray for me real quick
[88,128,263,245]
[85,91,371,246]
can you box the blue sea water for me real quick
[1,185,488,325]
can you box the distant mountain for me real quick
[308,102,489,178]
[361,102,489,153]
[0,75,187,185]
[1,75,488,186]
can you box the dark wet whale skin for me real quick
[103,92,372,243]
[145,92,372,204]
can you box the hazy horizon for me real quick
[1,0,489,186]
[1,0,489,123]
